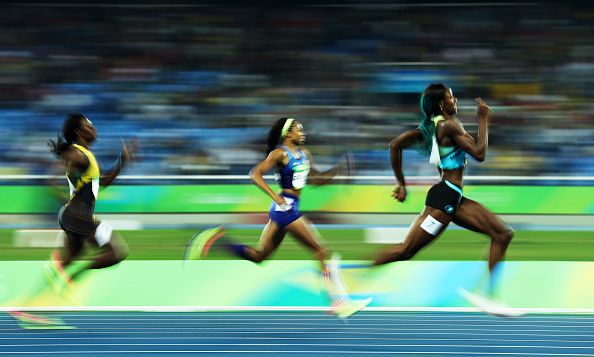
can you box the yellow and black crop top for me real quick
[65,144,100,213]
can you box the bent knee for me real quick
[252,256,264,263]
[399,244,417,261]
[250,249,269,263]
[111,239,129,263]
[494,228,514,245]
[503,227,514,243]
[115,245,129,263]
[400,251,415,261]
[316,247,329,261]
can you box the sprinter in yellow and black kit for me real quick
[45,113,137,293]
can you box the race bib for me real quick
[292,163,310,189]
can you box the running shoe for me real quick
[458,287,525,318]
[43,251,72,296]
[184,226,225,260]
[8,311,73,329]
[326,253,373,319]
[333,297,373,319]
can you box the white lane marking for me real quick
[0,350,592,356]
[3,321,594,329]
[2,343,594,349]
[0,337,593,344]
[3,306,594,314]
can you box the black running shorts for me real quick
[425,180,463,217]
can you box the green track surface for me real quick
[0,228,592,261]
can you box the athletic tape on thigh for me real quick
[420,214,443,236]
[95,222,113,247]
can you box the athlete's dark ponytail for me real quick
[265,117,294,155]
[48,113,87,157]
[418,83,448,155]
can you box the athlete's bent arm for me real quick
[249,148,287,206]
[389,128,422,202]
[303,148,343,186]
[100,139,136,187]
[443,98,490,162]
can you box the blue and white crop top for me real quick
[429,116,467,170]
[275,146,311,190]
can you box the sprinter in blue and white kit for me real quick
[268,141,310,229]
[185,117,371,318]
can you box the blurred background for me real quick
[0,3,594,343]
[0,0,593,264]
[0,1,592,179]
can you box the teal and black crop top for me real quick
[430,116,467,170]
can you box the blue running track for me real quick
[0,311,593,356]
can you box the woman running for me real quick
[11,113,137,327]
[376,83,514,307]
[45,113,135,292]
[186,117,370,318]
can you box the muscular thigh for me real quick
[404,206,452,251]
[257,220,286,253]
[286,217,324,251]
[64,232,85,256]
[453,197,510,236]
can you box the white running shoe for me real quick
[458,287,526,318]
[333,297,373,319]
[326,253,372,319]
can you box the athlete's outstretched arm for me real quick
[443,98,490,162]
[303,148,346,186]
[389,128,422,202]
[100,139,138,187]
[249,148,288,206]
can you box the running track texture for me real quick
[1,311,593,356]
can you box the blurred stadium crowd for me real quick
[0,2,592,179]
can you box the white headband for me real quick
[280,118,295,138]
